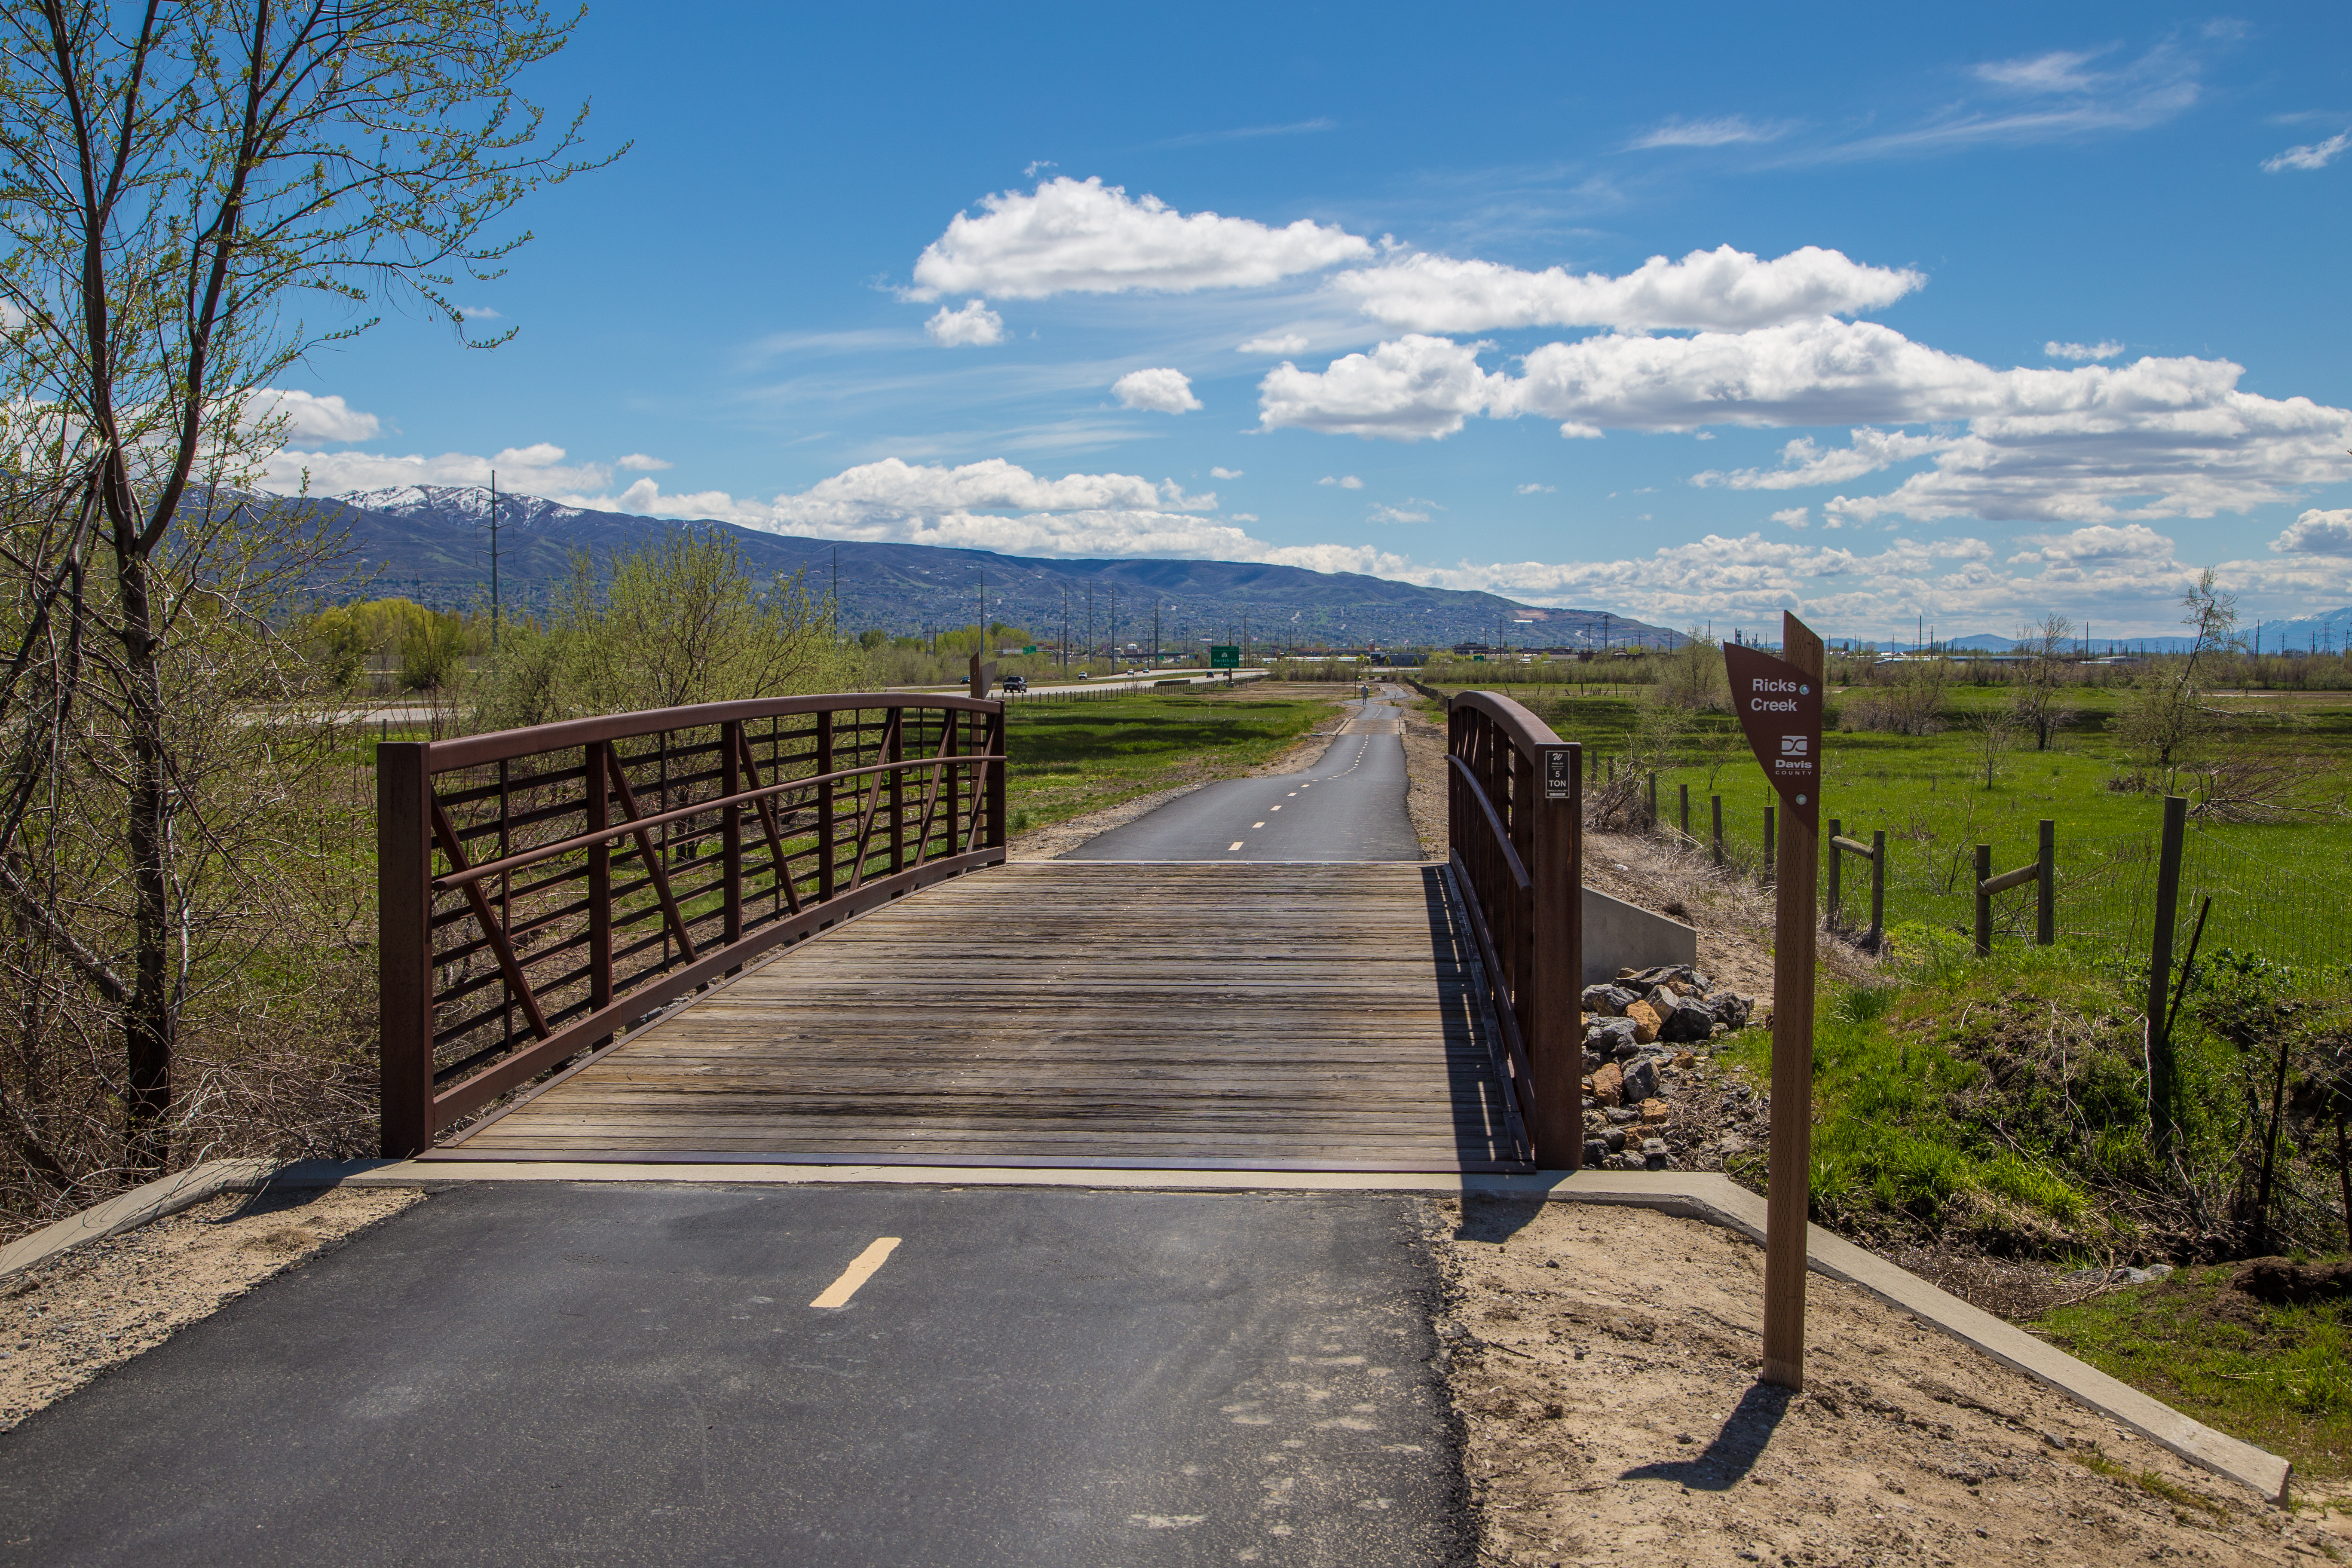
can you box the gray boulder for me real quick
[1709,991,1755,1030]
[1660,996,1717,1044]
[1585,1016,1639,1054]
[1621,1057,1660,1103]
[1581,983,1640,1016]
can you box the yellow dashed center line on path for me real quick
[1270,805,1281,811]
[1228,841,1245,851]
[810,1237,900,1309]
[1253,821,1266,829]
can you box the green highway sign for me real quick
[1021,645,1038,654]
[1209,644,1240,669]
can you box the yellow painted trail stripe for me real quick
[809,1236,901,1308]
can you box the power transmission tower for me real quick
[487,469,500,652]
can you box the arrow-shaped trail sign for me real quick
[1728,614,1825,1392]
[1724,642,1823,832]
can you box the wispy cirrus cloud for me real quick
[1786,39,2206,165]
[1156,117,1336,150]
[2263,130,2350,172]
[1625,114,1790,150]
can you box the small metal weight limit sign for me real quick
[1543,747,1573,800]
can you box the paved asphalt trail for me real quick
[0,1183,1470,1567]
[1067,690,1421,863]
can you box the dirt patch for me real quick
[0,1184,422,1430]
[1427,1194,2334,1564]
[1402,709,1449,860]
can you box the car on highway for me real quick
[1001,674,1028,692]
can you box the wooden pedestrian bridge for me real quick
[378,689,1589,1173]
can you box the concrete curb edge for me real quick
[0,1157,398,1284]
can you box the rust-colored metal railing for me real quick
[377,692,1008,1155]
[1446,691,1581,1167]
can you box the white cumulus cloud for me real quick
[1772,507,1809,529]
[2273,508,2352,556]
[1262,335,1508,441]
[925,299,1006,346]
[1331,244,1923,334]
[1262,316,2352,524]
[908,176,1371,300]
[248,389,380,446]
[1317,475,1363,489]
[1112,367,1202,413]
[1515,482,1556,494]
[2046,339,2124,361]
[1238,332,1310,355]
[1210,466,1243,478]
[616,453,672,471]
[2263,131,2350,173]
[1693,428,1960,490]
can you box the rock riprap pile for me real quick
[1579,965,1756,1171]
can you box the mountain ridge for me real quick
[298,484,1684,650]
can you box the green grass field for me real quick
[1415,680,2352,967]
[1002,687,1339,833]
[2036,1265,2352,1482]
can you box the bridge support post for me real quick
[377,742,435,1158]
[1525,742,1583,1168]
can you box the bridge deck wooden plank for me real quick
[453,861,1527,1170]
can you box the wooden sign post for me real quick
[1724,612,1825,1390]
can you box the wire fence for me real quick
[1624,781,2341,971]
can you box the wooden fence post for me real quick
[377,741,435,1158]
[1763,805,1776,884]
[2147,794,2188,1160]
[1974,843,1993,956]
[2036,818,2055,946]
[1825,816,1843,923]
[1679,783,1690,839]
[1711,795,1724,867]
[1869,830,1886,948]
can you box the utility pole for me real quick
[831,546,839,639]
[487,470,500,653]
[1153,598,1161,668]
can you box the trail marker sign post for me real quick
[1725,612,1825,1390]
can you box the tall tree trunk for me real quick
[115,541,172,1171]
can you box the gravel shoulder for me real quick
[1427,1192,2335,1564]
[0,1184,422,1433]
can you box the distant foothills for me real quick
[276,484,1683,652]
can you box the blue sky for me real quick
[264,1,2352,640]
